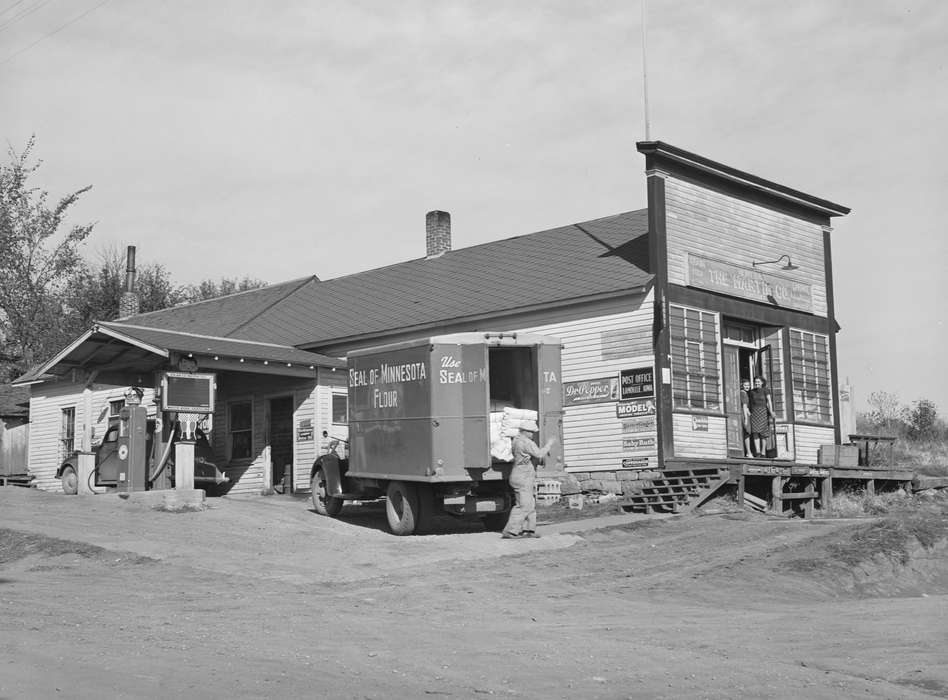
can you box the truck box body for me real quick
[346,333,563,483]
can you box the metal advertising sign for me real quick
[686,253,813,313]
[297,418,314,442]
[622,436,656,451]
[616,398,656,418]
[563,377,619,406]
[621,457,649,469]
[691,415,709,432]
[619,366,654,400]
[622,417,655,433]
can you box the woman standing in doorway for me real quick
[748,377,776,458]
[740,379,753,456]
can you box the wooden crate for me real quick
[818,444,859,467]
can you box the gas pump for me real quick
[117,387,148,492]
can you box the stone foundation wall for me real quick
[539,469,663,497]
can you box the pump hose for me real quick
[148,422,177,485]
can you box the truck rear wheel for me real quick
[61,466,78,495]
[311,468,344,517]
[386,481,423,535]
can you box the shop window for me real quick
[109,399,125,418]
[228,401,253,460]
[60,407,76,458]
[789,330,832,424]
[669,306,721,411]
[331,394,348,425]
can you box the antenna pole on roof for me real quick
[641,0,651,141]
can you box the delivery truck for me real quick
[310,332,564,535]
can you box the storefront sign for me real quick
[691,415,708,432]
[686,253,813,313]
[616,398,656,418]
[622,417,656,433]
[622,436,656,451]
[619,366,654,400]
[563,377,619,406]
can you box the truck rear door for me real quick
[537,342,565,470]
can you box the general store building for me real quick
[16,141,851,499]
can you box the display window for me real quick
[669,305,721,412]
[789,329,832,424]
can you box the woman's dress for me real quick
[748,388,771,437]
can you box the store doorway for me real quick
[268,396,294,491]
[722,321,781,458]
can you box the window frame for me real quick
[331,392,348,425]
[789,328,833,426]
[668,305,723,414]
[227,399,254,462]
[60,406,76,459]
[109,398,126,418]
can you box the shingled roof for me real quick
[121,275,319,337]
[113,209,651,349]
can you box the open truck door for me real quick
[536,340,565,471]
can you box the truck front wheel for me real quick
[311,467,344,517]
[61,466,78,495]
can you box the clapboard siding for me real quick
[794,424,835,464]
[671,413,728,459]
[519,292,657,472]
[292,388,317,492]
[664,177,827,317]
[28,382,156,492]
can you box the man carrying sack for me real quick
[501,419,556,540]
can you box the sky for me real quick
[2,0,946,412]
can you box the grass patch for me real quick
[896,439,948,476]
[828,489,911,518]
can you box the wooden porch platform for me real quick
[639,457,918,518]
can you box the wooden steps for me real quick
[619,467,730,514]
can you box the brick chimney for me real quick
[426,210,451,258]
[118,245,140,318]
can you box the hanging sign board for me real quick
[160,372,215,412]
[686,253,813,313]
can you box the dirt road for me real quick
[1,488,946,699]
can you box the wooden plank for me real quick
[913,476,948,491]
[770,476,784,514]
[778,490,816,500]
[831,468,915,481]
[821,476,833,514]
[743,492,767,508]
